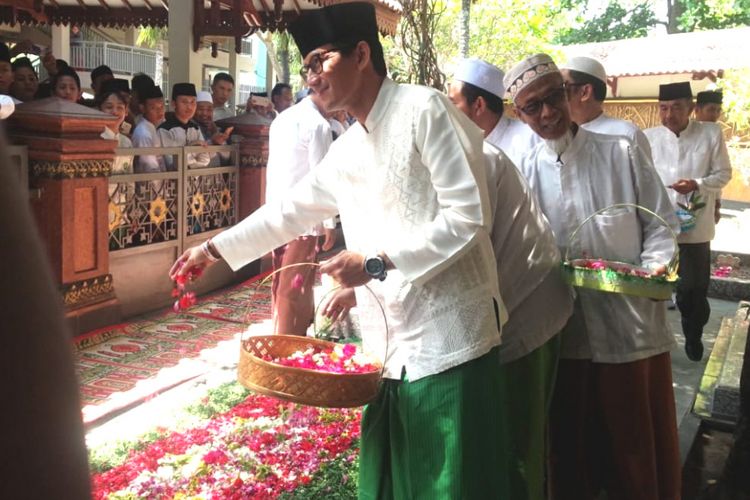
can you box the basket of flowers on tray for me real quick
[561,203,679,300]
[237,263,386,408]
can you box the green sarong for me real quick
[358,347,504,500]
[496,334,561,500]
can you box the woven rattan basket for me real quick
[561,203,679,300]
[237,263,386,408]
[238,334,381,408]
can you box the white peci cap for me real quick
[453,58,505,99]
[504,53,559,101]
[196,91,213,104]
[560,56,607,84]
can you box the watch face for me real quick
[365,257,385,275]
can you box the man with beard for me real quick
[506,53,681,500]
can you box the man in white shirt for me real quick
[266,93,337,335]
[448,57,539,166]
[645,82,732,361]
[560,56,652,158]
[132,85,167,173]
[270,82,294,114]
[171,4,506,498]
[506,53,682,500]
[695,90,725,224]
[158,83,210,170]
[448,57,573,499]
[211,72,235,121]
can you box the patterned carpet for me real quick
[74,274,272,424]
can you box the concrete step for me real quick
[694,301,750,425]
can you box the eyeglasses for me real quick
[516,87,566,117]
[299,49,341,81]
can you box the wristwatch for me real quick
[364,255,387,281]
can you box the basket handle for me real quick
[241,261,390,374]
[313,283,390,381]
[564,203,679,276]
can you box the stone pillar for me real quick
[216,111,271,274]
[216,112,271,220]
[51,25,70,64]
[169,1,197,87]
[9,98,121,335]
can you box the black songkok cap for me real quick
[12,56,35,71]
[697,90,722,105]
[659,81,692,101]
[172,82,196,99]
[91,65,113,82]
[289,2,379,58]
[101,78,130,94]
[0,42,10,63]
[142,85,164,100]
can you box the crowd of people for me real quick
[2,3,735,498]
[0,41,354,175]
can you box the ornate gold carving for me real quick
[604,100,750,143]
[31,159,114,179]
[149,197,168,225]
[240,154,268,168]
[62,274,115,309]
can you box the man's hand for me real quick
[649,264,667,277]
[670,179,698,195]
[188,140,208,147]
[319,251,370,288]
[169,245,213,281]
[41,49,57,76]
[321,228,337,252]
[714,199,721,224]
[210,127,233,145]
[320,287,357,322]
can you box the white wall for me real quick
[611,73,717,99]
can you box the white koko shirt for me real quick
[213,78,504,381]
[265,97,335,236]
[581,112,653,160]
[486,114,540,167]
[645,120,732,244]
[518,128,679,362]
[132,118,166,173]
[482,143,573,363]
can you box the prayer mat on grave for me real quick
[181,271,273,323]
[76,314,247,417]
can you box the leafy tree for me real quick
[434,0,569,73]
[556,0,750,44]
[675,0,750,31]
[555,2,657,44]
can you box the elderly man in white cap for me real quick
[194,90,233,166]
[449,56,573,500]
[506,53,682,500]
[449,57,539,166]
[645,82,732,362]
[560,56,653,157]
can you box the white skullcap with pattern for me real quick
[504,53,559,101]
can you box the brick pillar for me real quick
[216,112,271,274]
[216,112,271,219]
[9,97,122,334]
